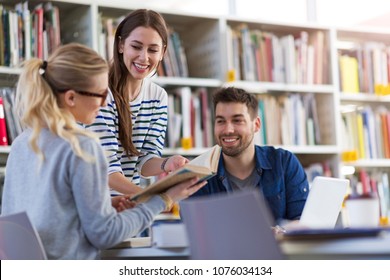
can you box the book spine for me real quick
[0,96,9,146]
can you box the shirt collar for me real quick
[217,145,272,180]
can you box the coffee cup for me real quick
[344,194,380,227]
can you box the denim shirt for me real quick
[192,145,309,222]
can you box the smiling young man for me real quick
[192,87,309,223]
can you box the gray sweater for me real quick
[1,128,165,259]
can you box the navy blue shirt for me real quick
[192,146,309,222]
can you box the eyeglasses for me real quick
[76,90,108,106]
[59,89,108,106]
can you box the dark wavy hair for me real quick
[213,87,259,119]
[109,9,168,156]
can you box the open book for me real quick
[131,145,221,202]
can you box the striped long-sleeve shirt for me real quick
[87,78,168,189]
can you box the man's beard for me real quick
[220,134,253,157]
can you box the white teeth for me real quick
[224,138,236,142]
[134,63,148,69]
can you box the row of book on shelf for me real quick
[226,24,328,84]
[0,2,60,67]
[1,1,189,78]
[254,92,321,146]
[164,87,322,150]
[341,105,390,160]
[339,42,390,94]
[0,84,322,151]
[98,14,189,77]
[165,87,214,150]
[0,87,21,146]
[0,85,385,184]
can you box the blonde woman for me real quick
[1,43,205,259]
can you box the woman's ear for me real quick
[118,37,124,54]
[161,45,167,60]
[64,90,76,107]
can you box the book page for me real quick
[132,165,214,202]
[188,145,221,173]
[131,145,221,202]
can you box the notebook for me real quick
[298,176,349,229]
[281,227,384,241]
[180,189,284,260]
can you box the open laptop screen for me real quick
[180,189,284,260]
[299,176,349,229]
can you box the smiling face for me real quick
[214,102,261,157]
[118,26,164,81]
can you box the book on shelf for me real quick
[310,30,325,85]
[341,105,390,160]
[356,112,366,159]
[339,55,360,93]
[33,4,44,59]
[131,145,221,202]
[198,87,213,148]
[0,96,9,146]
[281,34,296,84]
[21,2,31,60]
[0,5,4,66]
[179,87,192,149]
[191,93,202,148]
[227,27,241,81]
[2,6,11,66]
[170,30,188,77]
[257,93,322,146]
[385,113,390,158]
[1,88,22,144]
[158,27,189,77]
[43,2,61,55]
[237,24,256,81]
[166,94,182,148]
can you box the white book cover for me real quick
[179,87,192,147]
[23,3,31,60]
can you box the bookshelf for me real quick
[1,0,390,182]
[336,27,390,177]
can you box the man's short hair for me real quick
[212,87,258,119]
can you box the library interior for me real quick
[1,0,390,260]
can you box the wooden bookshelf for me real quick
[337,27,390,173]
[1,0,390,180]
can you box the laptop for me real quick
[0,212,47,260]
[298,176,349,229]
[180,189,284,260]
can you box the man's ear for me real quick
[254,116,261,133]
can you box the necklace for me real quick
[129,81,143,102]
